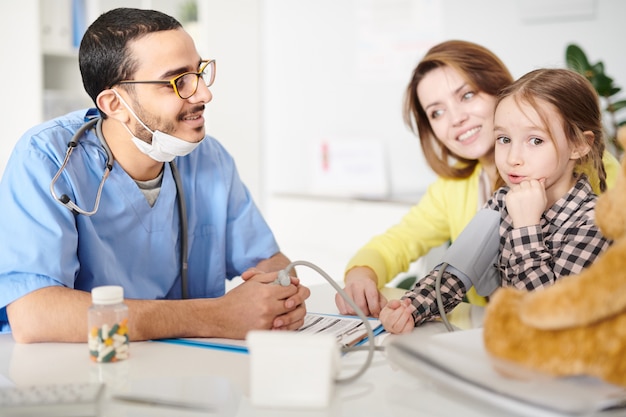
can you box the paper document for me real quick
[297,313,381,347]
[157,313,384,353]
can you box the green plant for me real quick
[566,44,626,156]
[179,1,198,23]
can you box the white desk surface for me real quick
[0,284,529,417]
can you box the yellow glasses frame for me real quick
[118,59,216,99]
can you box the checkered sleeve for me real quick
[500,179,611,291]
[401,270,466,326]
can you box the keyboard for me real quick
[0,382,104,416]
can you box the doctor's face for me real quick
[417,65,497,161]
[120,28,213,144]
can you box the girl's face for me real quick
[417,65,497,161]
[494,96,583,203]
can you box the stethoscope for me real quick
[49,117,190,299]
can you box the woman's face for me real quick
[417,65,497,161]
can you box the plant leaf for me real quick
[565,44,591,74]
[592,61,606,74]
[594,73,615,97]
[609,99,626,112]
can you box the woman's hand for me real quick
[336,267,388,317]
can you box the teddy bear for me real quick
[482,126,626,388]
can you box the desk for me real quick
[0,285,507,417]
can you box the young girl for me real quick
[379,68,612,334]
[335,41,619,318]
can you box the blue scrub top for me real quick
[0,109,280,332]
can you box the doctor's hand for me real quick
[379,298,416,335]
[271,281,309,331]
[505,178,547,228]
[336,267,387,318]
[241,268,309,326]
[241,269,310,331]
[217,275,308,339]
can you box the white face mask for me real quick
[112,89,203,162]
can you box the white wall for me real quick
[261,0,626,202]
[197,0,263,205]
[443,0,625,80]
[262,0,441,199]
[0,0,42,177]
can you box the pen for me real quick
[113,394,215,412]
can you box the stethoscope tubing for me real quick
[49,118,113,216]
[48,117,189,298]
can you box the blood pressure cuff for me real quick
[436,208,501,297]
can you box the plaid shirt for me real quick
[404,176,612,326]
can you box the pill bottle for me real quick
[88,285,129,363]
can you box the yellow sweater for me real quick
[345,151,620,306]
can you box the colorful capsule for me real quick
[88,321,129,363]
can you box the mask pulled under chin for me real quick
[111,88,203,162]
[128,128,203,162]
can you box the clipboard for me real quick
[156,313,384,354]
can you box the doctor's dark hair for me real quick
[79,8,182,110]
[404,40,514,180]
[495,68,607,193]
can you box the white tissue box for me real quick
[247,331,340,408]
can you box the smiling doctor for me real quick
[0,7,309,343]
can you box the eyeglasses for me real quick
[118,59,216,99]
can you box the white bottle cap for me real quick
[91,285,124,305]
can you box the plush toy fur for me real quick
[483,128,626,388]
